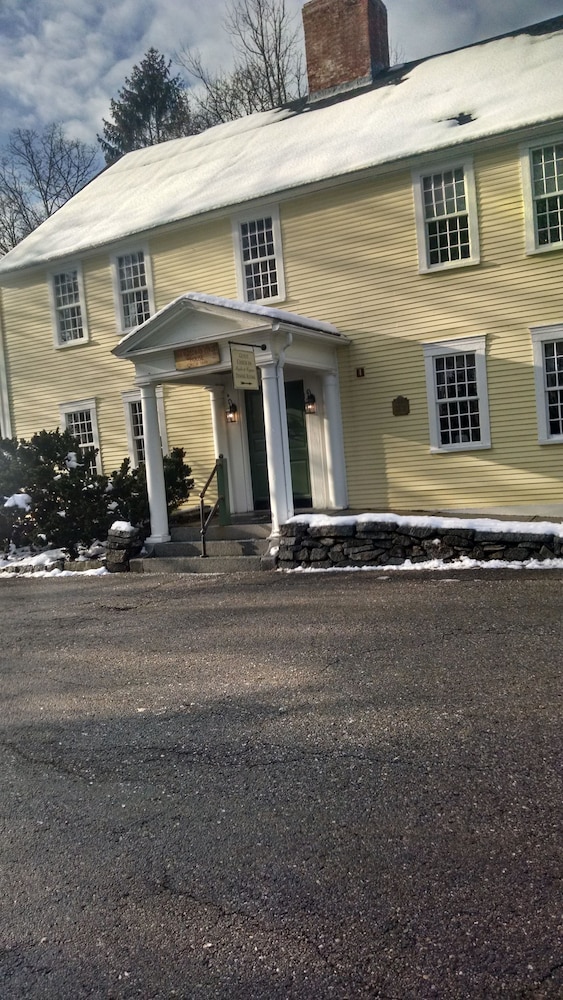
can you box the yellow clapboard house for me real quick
[1,0,563,541]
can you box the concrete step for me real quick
[170,523,271,542]
[149,538,267,557]
[131,554,265,574]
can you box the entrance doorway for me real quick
[245,379,313,510]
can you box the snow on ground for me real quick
[0,548,108,577]
[288,556,563,574]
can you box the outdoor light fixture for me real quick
[226,397,238,423]
[304,389,317,414]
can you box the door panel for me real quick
[285,380,312,506]
[245,380,312,510]
[245,389,270,509]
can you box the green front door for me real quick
[245,379,312,510]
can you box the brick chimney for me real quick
[303,0,390,100]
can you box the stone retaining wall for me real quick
[278,517,563,569]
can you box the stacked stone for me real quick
[106,524,143,573]
[278,520,562,569]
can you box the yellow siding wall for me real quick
[2,140,562,512]
[278,145,563,510]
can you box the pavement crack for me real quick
[1,740,97,784]
[537,960,563,985]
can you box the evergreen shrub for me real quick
[0,430,193,557]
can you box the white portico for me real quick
[113,293,350,543]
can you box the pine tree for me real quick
[98,49,194,164]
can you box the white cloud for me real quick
[0,0,560,152]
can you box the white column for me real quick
[140,382,171,543]
[206,384,228,460]
[323,370,348,509]
[260,361,294,533]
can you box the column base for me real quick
[145,533,171,545]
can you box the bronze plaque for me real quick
[392,395,410,417]
[175,342,221,370]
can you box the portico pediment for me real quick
[112,292,349,388]
[112,292,347,362]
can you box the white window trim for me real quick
[412,159,480,273]
[530,323,563,445]
[122,386,169,467]
[59,397,102,473]
[48,263,89,348]
[521,137,563,256]
[422,335,491,453]
[111,245,155,334]
[232,205,286,303]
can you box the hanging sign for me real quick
[174,342,221,370]
[230,344,259,390]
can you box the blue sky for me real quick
[1,0,561,159]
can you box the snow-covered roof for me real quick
[1,16,563,275]
[113,292,344,360]
[171,292,340,335]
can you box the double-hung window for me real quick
[234,208,285,302]
[423,336,491,452]
[122,388,168,467]
[51,266,87,346]
[522,140,563,253]
[59,398,102,473]
[530,325,563,444]
[413,161,480,271]
[129,398,145,465]
[114,249,154,331]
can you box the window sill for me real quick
[525,242,563,257]
[430,441,491,454]
[419,256,480,275]
[244,292,286,306]
[54,337,89,350]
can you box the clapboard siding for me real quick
[1,135,563,512]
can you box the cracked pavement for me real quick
[0,568,561,999]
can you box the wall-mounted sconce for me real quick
[304,389,317,414]
[226,397,238,423]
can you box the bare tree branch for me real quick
[176,0,304,128]
[0,124,98,254]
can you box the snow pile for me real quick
[110,520,136,532]
[289,511,563,538]
[0,547,108,576]
[3,493,32,511]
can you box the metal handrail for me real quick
[199,454,230,557]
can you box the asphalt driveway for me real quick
[0,568,561,999]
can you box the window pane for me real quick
[422,167,472,265]
[54,270,84,343]
[434,352,481,445]
[542,340,563,436]
[129,399,145,464]
[118,251,151,327]
[64,408,97,473]
[532,145,563,246]
[240,217,278,300]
